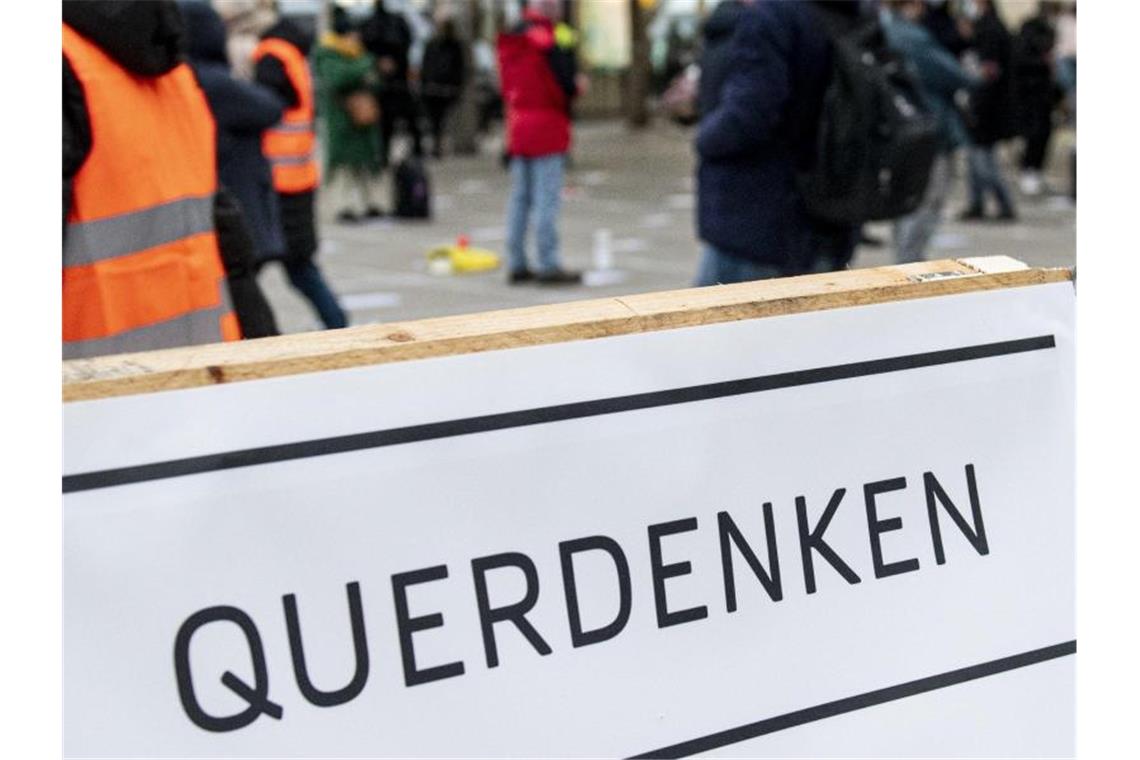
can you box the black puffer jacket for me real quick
[1013,13,1058,117]
[966,7,1016,146]
[421,33,467,99]
[362,3,413,89]
[63,1,278,339]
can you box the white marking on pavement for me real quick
[640,212,673,229]
[613,237,650,254]
[620,254,696,276]
[470,226,506,242]
[340,292,402,311]
[604,199,642,213]
[666,193,694,210]
[931,232,969,250]
[582,269,630,287]
[458,179,490,194]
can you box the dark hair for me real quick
[437,18,457,40]
[332,6,354,35]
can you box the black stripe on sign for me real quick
[628,639,1076,759]
[62,335,1055,494]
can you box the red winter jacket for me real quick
[497,13,572,158]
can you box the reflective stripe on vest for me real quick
[62,23,238,356]
[253,38,319,192]
[269,154,317,167]
[63,194,214,266]
[63,282,240,360]
[271,120,315,134]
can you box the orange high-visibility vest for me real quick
[253,38,319,193]
[62,23,240,360]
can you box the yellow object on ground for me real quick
[426,243,501,275]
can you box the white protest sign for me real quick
[63,278,1074,758]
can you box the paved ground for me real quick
[258,120,1076,334]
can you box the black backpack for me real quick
[796,10,940,225]
[393,158,431,219]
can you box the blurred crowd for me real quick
[61,0,1077,360]
[62,0,490,358]
[684,0,1076,284]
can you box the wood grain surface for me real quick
[62,256,1072,402]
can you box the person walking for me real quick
[420,14,468,159]
[362,0,424,168]
[1052,0,1076,201]
[63,0,245,358]
[182,2,287,262]
[315,8,385,223]
[1053,2,1075,113]
[181,0,285,338]
[882,0,980,263]
[1012,3,1058,197]
[693,1,863,286]
[254,15,349,330]
[497,0,585,285]
[960,0,1018,222]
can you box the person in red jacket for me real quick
[497,0,584,285]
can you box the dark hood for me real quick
[63,0,186,76]
[703,0,744,43]
[262,18,314,57]
[179,1,228,66]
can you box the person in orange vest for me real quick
[253,16,349,330]
[62,0,278,359]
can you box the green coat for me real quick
[313,43,382,173]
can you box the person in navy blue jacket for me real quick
[181,0,287,264]
[693,0,863,286]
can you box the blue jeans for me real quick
[506,154,565,274]
[284,259,348,330]
[1056,57,1076,98]
[694,244,784,287]
[966,146,1015,216]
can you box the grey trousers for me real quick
[893,152,952,264]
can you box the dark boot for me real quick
[535,269,582,286]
